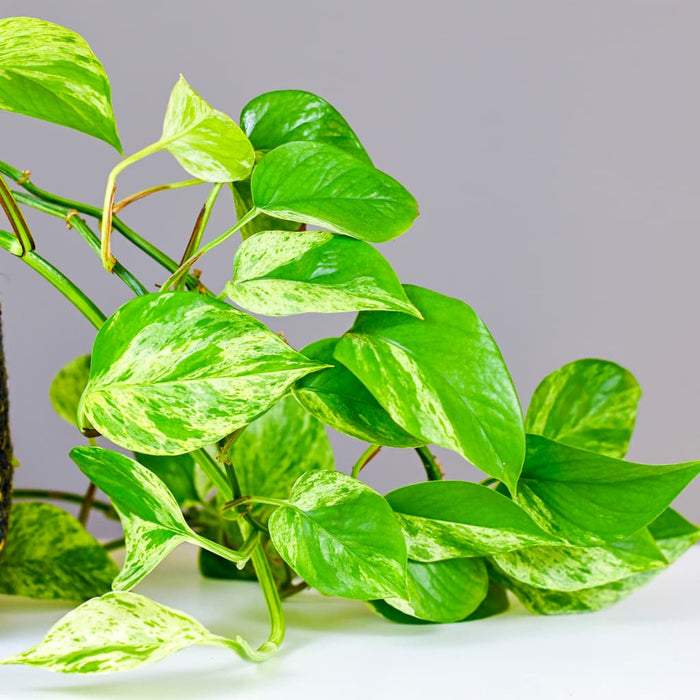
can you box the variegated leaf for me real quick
[268,471,408,600]
[71,447,253,591]
[227,230,420,317]
[78,292,324,455]
[0,502,117,601]
[49,354,90,427]
[1,592,263,673]
[386,481,557,561]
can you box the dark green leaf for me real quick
[517,434,700,544]
[78,292,324,455]
[227,230,420,317]
[0,503,117,601]
[241,89,370,162]
[386,481,556,561]
[251,142,418,243]
[48,354,90,427]
[0,17,121,151]
[133,452,199,507]
[293,338,423,448]
[268,471,407,600]
[335,285,525,491]
[526,359,641,458]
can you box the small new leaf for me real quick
[48,354,90,427]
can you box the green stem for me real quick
[251,540,285,649]
[14,191,148,296]
[0,175,34,255]
[160,207,259,292]
[415,446,444,481]
[12,488,114,515]
[112,178,203,214]
[190,449,232,500]
[0,229,106,329]
[102,537,126,552]
[351,444,381,479]
[0,160,207,293]
[223,494,288,511]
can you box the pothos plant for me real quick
[0,16,699,674]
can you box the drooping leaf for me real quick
[0,17,121,151]
[231,178,302,240]
[70,446,254,591]
[0,591,246,673]
[133,452,199,507]
[516,434,700,545]
[386,481,556,561]
[384,558,488,623]
[78,292,324,455]
[227,230,421,317]
[335,285,525,491]
[48,354,90,427]
[0,502,117,601]
[525,359,641,458]
[492,508,700,615]
[490,528,667,591]
[240,89,371,162]
[158,76,254,182]
[223,395,333,522]
[293,338,423,448]
[268,471,408,600]
[251,142,418,243]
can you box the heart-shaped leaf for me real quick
[71,446,256,591]
[49,354,90,427]
[386,481,556,561]
[251,142,418,243]
[0,502,117,601]
[158,76,254,182]
[335,285,525,491]
[240,89,371,162]
[384,558,489,623]
[268,471,408,600]
[292,338,423,448]
[227,230,420,317]
[516,434,700,544]
[78,292,324,455]
[1,591,259,673]
[526,359,641,458]
[232,178,302,240]
[0,18,121,151]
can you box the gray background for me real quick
[2,0,700,531]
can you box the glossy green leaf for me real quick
[493,508,700,615]
[133,452,199,507]
[268,471,408,600]
[0,591,249,673]
[525,359,641,458]
[232,178,302,240]
[251,142,418,243]
[227,230,420,317]
[240,89,370,162]
[385,558,488,623]
[224,395,333,522]
[386,481,556,561]
[292,338,423,448]
[48,354,90,427]
[159,76,254,182]
[70,446,254,591]
[78,292,324,455]
[0,18,121,151]
[335,285,525,491]
[490,528,667,591]
[516,434,700,545]
[0,502,117,601]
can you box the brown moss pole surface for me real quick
[0,305,12,558]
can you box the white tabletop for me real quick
[1,543,698,699]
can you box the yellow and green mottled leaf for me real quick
[48,354,90,427]
[0,502,117,601]
[78,292,324,455]
[0,18,121,151]
[227,230,420,317]
[526,359,641,458]
[269,471,408,600]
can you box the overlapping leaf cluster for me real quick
[1,16,698,676]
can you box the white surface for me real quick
[1,544,699,699]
